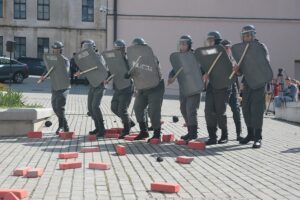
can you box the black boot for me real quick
[218,129,228,144]
[252,129,262,148]
[134,122,149,140]
[180,126,190,140]
[118,122,130,139]
[187,125,198,141]
[89,121,99,135]
[205,127,217,145]
[148,128,161,142]
[63,118,69,132]
[56,118,64,135]
[240,127,254,144]
[236,121,243,141]
[96,121,106,138]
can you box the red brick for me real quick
[105,133,120,139]
[0,189,28,199]
[151,182,180,193]
[13,167,32,176]
[4,192,19,200]
[88,135,97,141]
[106,128,123,135]
[149,138,160,144]
[124,135,136,141]
[89,162,111,170]
[59,161,82,170]
[27,131,42,139]
[162,133,174,142]
[80,147,100,153]
[26,168,43,178]
[116,145,126,155]
[58,152,79,159]
[188,141,206,150]
[176,156,194,164]
[130,133,139,137]
[175,139,187,145]
[110,128,123,133]
[59,132,75,140]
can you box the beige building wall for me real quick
[0,0,107,58]
[107,0,300,95]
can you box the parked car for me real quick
[0,57,29,83]
[17,57,46,76]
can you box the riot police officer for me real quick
[203,31,231,145]
[168,35,201,141]
[221,39,243,141]
[106,39,135,139]
[126,38,165,141]
[39,41,70,134]
[75,40,106,138]
[233,25,271,148]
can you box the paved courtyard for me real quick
[0,77,299,200]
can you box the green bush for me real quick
[0,90,42,108]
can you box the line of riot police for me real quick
[39,24,273,149]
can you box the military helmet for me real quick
[179,35,192,46]
[51,41,64,49]
[207,31,222,40]
[132,38,146,45]
[241,25,256,35]
[81,39,96,49]
[114,39,126,48]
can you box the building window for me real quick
[14,37,26,59]
[0,0,3,18]
[37,38,49,59]
[37,0,50,20]
[82,0,94,22]
[14,0,26,19]
[0,36,3,56]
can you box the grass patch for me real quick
[0,90,43,108]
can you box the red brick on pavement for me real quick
[130,133,139,137]
[124,135,136,141]
[4,192,20,200]
[13,167,32,176]
[80,147,100,153]
[58,152,79,159]
[116,145,126,155]
[89,162,111,170]
[59,161,82,170]
[105,133,120,139]
[176,156,194,164]
[151,182,180,193]
[88,135,97,141]
[0,189,28,199]
[59,132,75,139]
[188,141,206,150]
[162,133,175,142]
[26,168,43,178]
[149,138,160,144]
[175,139,187,145]
[27,131,42,139]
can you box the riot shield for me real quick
[170,51,204,96]
[74,47,108,87]
[43,53,70,91]
[101,50,131,90]
[195,45,233,89]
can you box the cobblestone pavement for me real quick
[0,77,299,200]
